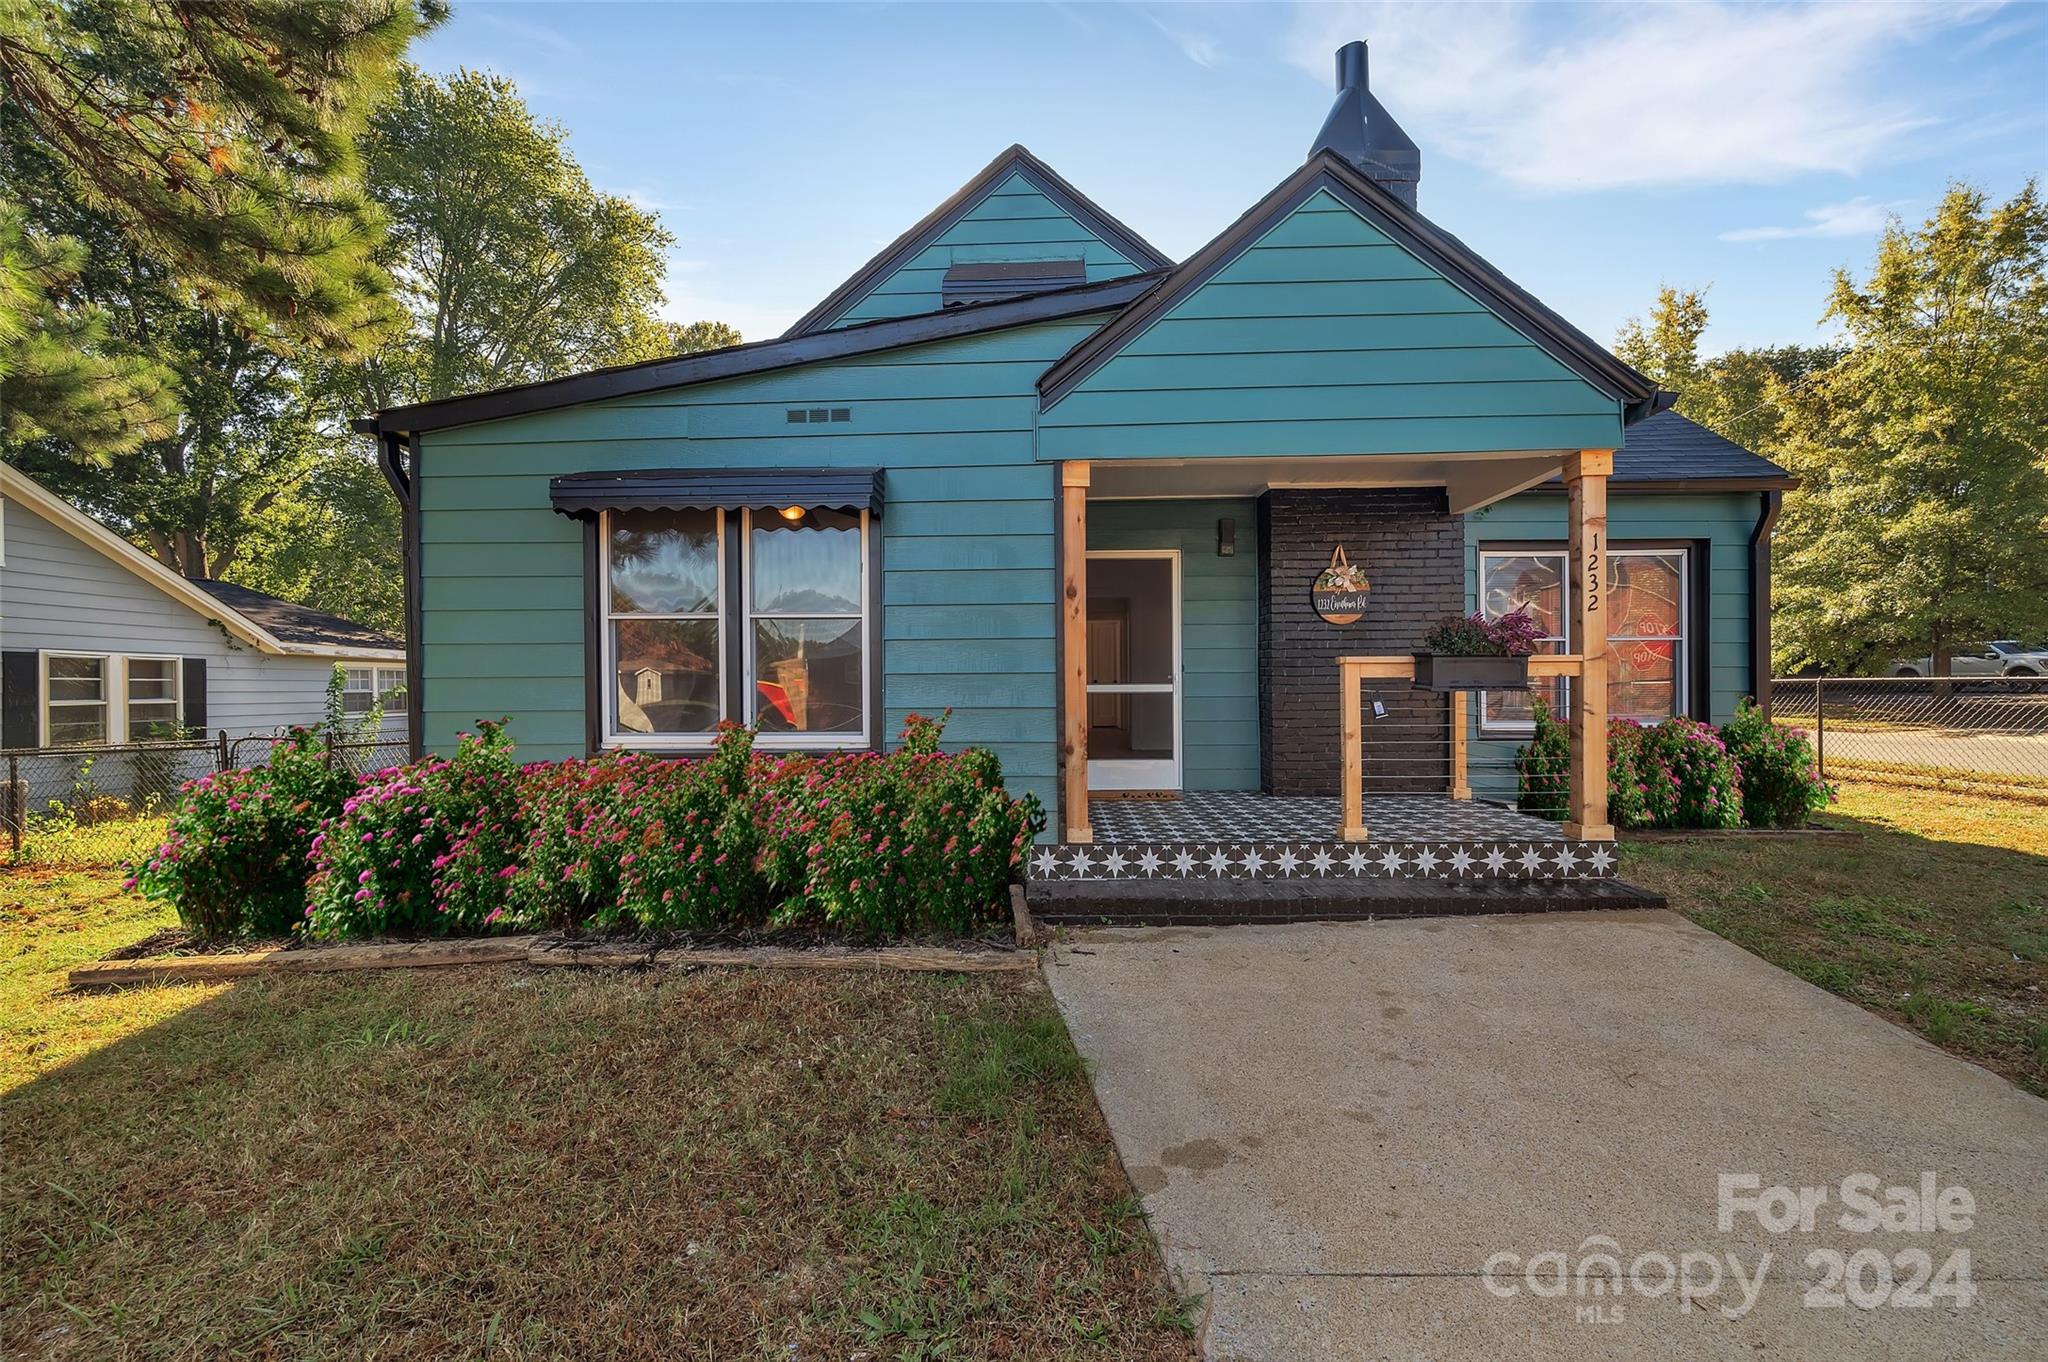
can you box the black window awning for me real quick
[549,468,884,520]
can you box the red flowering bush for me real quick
[1518,704,1742,830]
[304,721,521,939]
[127,728,357,939]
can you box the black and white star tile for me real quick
[1025,837,1618,882]
[1087,792,1572,844]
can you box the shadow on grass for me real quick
[1621,800,2048,1098]
[0,967,1196,1362]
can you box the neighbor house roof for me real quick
[1608,410,1794,489]
[189,579,404,653]
[0,463,404,660]
[780,144,1174,338]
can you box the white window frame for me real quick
[39,650,112,748]
[600,506,730,749]
[121,654,183,741]
[38,650,184,746]
[340,665,405,716]
[742,506,872,751]
[1476,547,1690,735]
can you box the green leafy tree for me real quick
[1773,183,2048,674]
[1616,285,1841,451]
[0,0,438,352]
[347,65,678,409]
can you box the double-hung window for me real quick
[42,653,110,745]
[1477,547,1689,733]
[341,665,406,716]
[601,505,871,748]
[40,652,182,745]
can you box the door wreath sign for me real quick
[1310,545,1371,626]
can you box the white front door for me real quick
[1086,550,1181,791]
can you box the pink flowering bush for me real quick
[303,721,522,939]
[759,714,1039,937]
[127,728,357,939]
[1721,699,1833,827]
[1517,703,1742,830]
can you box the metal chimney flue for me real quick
[1310,39,1420,209]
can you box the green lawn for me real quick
[1622,782,2048,1098]
[0,872,1195,1360]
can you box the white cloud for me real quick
[1719,197,1900,242]
[469,9,581,57]
[1149,13,1222,69]
[1286,1,2001,191]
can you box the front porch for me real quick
[1026,791,1618,883]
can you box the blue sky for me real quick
[413,1,2047,353]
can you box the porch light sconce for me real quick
[1217,517,1236,557]
[778,505,807,523]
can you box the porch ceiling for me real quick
[1085,450,1566,514]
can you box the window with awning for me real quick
[566,471,879,750]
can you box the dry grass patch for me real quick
[1622,782,2047,1097]
[0,961,1196,1360]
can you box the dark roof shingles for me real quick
[190,579,401,651]
[1611,410,1792,485]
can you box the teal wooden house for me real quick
[361,42,1790,905]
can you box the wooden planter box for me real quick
[1411,653,1531,692]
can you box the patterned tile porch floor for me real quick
[1088,792,1565,843]
[1035,791,1617,884]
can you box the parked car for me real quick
[1890,641,2047,677]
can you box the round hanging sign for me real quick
[1310,545,1371,625]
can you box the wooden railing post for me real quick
[1563,449,1616,840]
[1448,690,1470,801]
[1339,658,1366,841]
[1060,461,1092,843]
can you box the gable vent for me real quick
[785,408,852,424]
[941,259,1085,308]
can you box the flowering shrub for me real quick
[139,712,1040,943]
[1424,607,1544,657]
[303,721,521,939]
[127,729,356,939]
[1517,704,1745,830]
[1637,717,1743,828]
[1722,699,1833,827]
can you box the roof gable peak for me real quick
[781,144,1171,338]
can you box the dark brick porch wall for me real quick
[1258,488,1465,794]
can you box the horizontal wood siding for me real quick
[1463,490,1761,801]
[833,173,1142,327]
[1,494,404,741]
[1040,189,1625,460]
[1087,499,1259,790]
[415,319,1111,821]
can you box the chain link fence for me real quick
[2,732,413,866]
[1771,676,2048,799]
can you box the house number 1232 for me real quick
[1584,532,1601,614]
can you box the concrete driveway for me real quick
[1045,911,2047,1361]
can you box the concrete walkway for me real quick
[1045,911,2048,1360]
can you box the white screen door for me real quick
[1086,550,1181,791]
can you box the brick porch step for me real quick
[1026,875,1664,926]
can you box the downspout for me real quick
[367,425,426,760]
[1748,489,1782,718]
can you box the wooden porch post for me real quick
[1448,691,1470,801]
[1060,461,1092,843]
[1563,449,1616,840]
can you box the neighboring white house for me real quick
[0,463,406,757]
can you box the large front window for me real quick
[39,652,184,745]
[600,506,869,747]
[1478,547,1689,732]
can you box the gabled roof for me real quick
[780,144,1173,338]
[1608,410,1793,489]
[190,579,404,653]
[361,269,1165,437]
[0,463,403,660]
[1037,150,1671,424]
